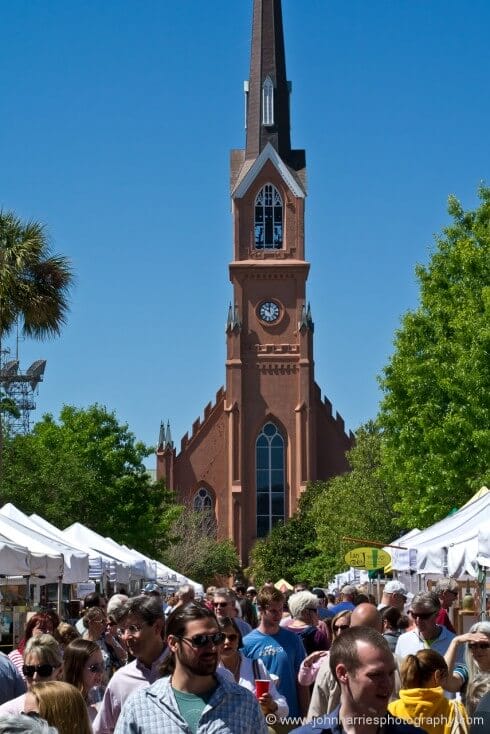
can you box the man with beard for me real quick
[93,596,168,733]
[114,603,267,733]
[291,628,424,734]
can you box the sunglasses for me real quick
[179,632,225,648]
[469,642,490,651]
[22,712,41,720]
[213,602,228,609]
[333,624,350,632]
[117,623,145,636]
[87,663,105,673]
[22,664,56,678]
[409,611,435,620]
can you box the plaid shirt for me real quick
[114,670,268,734]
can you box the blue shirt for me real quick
[241,627,306,718]
[0,652,26,705]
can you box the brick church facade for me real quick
[157,0,354,563]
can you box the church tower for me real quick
[157,0,353,563]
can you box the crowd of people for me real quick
[0,578,488,733]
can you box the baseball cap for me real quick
[384,580,407,596]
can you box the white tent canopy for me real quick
[0,531,31,577]
[394,488,490,579]
[121,544,204,595]
[63,523,147,581]
[29,514,129,584]
[0,505,89,583]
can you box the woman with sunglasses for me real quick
[0,635,62,716]
[297,610,351,687]
[216,617,288,719]
[443,621,490,703]
[8,614,55,678]
[63,638,105,722]
[23,680,92,734]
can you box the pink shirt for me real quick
[92,647,168,734]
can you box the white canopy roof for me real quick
[121,544,204,594]
[398,488,490,578]
[0,531,31,577]
[29,514,129,584]
[0,504,89,583]
[63,523,147,580]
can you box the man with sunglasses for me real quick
[212,589,252,637]
[93,596,167,734]
[394,591,464,692]
[114,602,267,733]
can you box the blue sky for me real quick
[2,0,490,467]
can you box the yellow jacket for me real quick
[388,686,468,734]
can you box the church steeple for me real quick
[245,0,292,163]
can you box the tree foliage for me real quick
[163,508,240,588]
[1,404,182,557]
[246,482,326,587]
[248,423,399,585]
[379,187,490,527]
[0,211,73,340]
[310,422,399,580]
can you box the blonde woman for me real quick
[24,680,92,734]
[388,649,468,734]
[0,635,62,716]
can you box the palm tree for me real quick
[0,211,73,339]
[0,210,73,474]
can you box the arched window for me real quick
[262,76,274,126]
[193,487,217,537]
[254,184,283,250]
[256,422,285,538]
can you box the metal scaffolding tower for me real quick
[0,348,46,434]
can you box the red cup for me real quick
[255,679,270,698]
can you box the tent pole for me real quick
[57,577,62,617]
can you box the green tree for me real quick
[246,482,325,586]
[379,187,490,528]
[163,508,240,587]
[1,404,181,557]
[310,422,398,580]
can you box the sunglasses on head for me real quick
[409,611,435,620]
[87,663,105,673]
[178,632,225,648]
[333,624,350,632]
[22,663,55,678]
[469,642,490,651]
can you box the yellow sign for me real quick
[344,547,391,570]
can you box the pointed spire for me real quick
[226,303,242,332]
[227,303,234,330]
[157,421,165,451]
[165,420,173,449]
[306,302,314,331]
[246,0,292,163]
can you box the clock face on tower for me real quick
[258,300,280,323]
